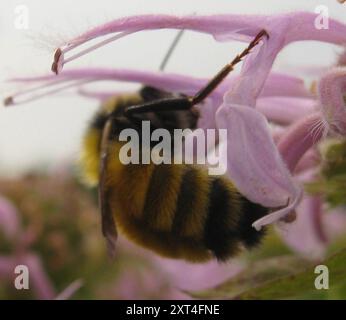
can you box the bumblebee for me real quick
[79,30,269,262]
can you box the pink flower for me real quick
[0,197,80,299]
[4,11,346,240]
[45,12,346,228]
[50,12,346,76]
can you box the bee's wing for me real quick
[99,119,117,258]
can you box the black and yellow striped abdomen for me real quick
[105,142,267,262]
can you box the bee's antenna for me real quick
[159,29,185,71]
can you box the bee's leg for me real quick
[99,119,118,258]
[139,86,181,101]
[190,29,268,105]
[124,29,268,116]
[124,97,192,116]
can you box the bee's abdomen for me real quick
[203,178,243,261]
[203,178,268,261]
[113,161,267,262]
[237,198,268,249]
[171,166,210,239]
[138,165,268,262]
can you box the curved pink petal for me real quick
[224,31,275,106]
[261,73,310,98]
[253,192,302,231]
[216,104,300,210]
[55,14,265,71]
[223,13,346,109]
[64,12,346,46]
[256,97,317,125]
[53,13,346,73]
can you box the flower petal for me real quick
[53,13,346,73]
[253,191,302,231]
[256,96,317,125]
[216,104,300,208]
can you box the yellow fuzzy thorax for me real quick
[78,128,102,187]
[78,94,142,187]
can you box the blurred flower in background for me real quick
[0,143,345,299]
[0,170,243,299]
